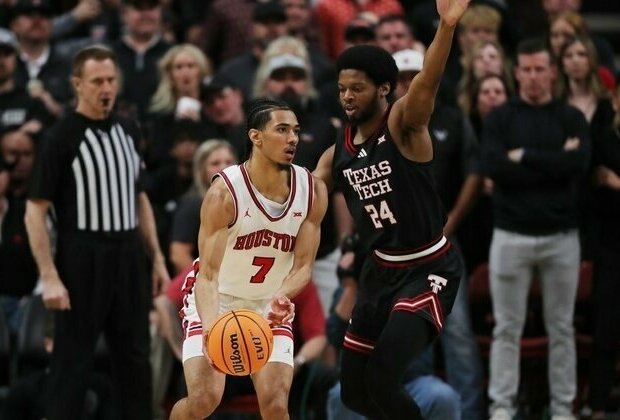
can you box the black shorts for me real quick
[349,244,462,344]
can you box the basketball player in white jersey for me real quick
[170,98,328,420]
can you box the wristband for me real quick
[340,233,359,254]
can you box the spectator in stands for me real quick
[0,127,38,337]
[443,4,502,105]
[465,74,511,147]
[482,38,590,420]
[145,129,201,272]
[314,0,403,59]
[556,35,613,127]
[111,0,171,120]
[51,0,102,43]
[282,0,335,93]
[213,0,289,101]
[457,40,513,118]
[9,0,72,118]
[144,43,212,171]
[199,0,258,69]
[460,73,511,273]
[375,14,425,54]
[587,82,620,420]
[543,0,616,76]
[169,139,237,274]
[200,77,248,160]
[341,14,377,51]
[0,28,54,134]
[547,11,616,89]
[283,0,322,50]
[555,35,614,260]
[49,0,104,59]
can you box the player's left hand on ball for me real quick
[267,295,295,325]
[202,332,226,374]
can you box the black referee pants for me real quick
[46,231,152,420]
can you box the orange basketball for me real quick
[207,309,273,376]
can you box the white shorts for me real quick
[180,275,294,365]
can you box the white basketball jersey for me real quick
[215,163,314,300]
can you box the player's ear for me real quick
[379,83,390,98]
[248,128,262,147]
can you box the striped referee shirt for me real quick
[29,111,144,234]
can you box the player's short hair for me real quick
[244,98,293,159]
[336,45,399,94]
[72,45,118,77]
[246,98,292,132]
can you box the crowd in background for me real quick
[0,0,619,419]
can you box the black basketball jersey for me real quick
[333,105,446,253]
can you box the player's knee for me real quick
[259,395,288,419]
[187,391,222,418]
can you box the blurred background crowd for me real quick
[0,0,619,419]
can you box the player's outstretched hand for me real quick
[436,0,470,27]
[267,295,295,325]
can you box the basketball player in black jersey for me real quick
[313,1,470,418]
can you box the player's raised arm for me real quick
[194,177,235,335]
[390,0,470,155]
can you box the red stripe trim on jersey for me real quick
[344,125,357,156]
[373,236,451,267]
[216,170,238,228]
[305,168,314,216]
[240,163,297,221]
[392,292,444,333]
[343,104,394,156]
[343,331,375,354]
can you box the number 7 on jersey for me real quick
[250,256,275,283]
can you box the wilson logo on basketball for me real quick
[229,333,245,374]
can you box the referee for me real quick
[25,45,170,420]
